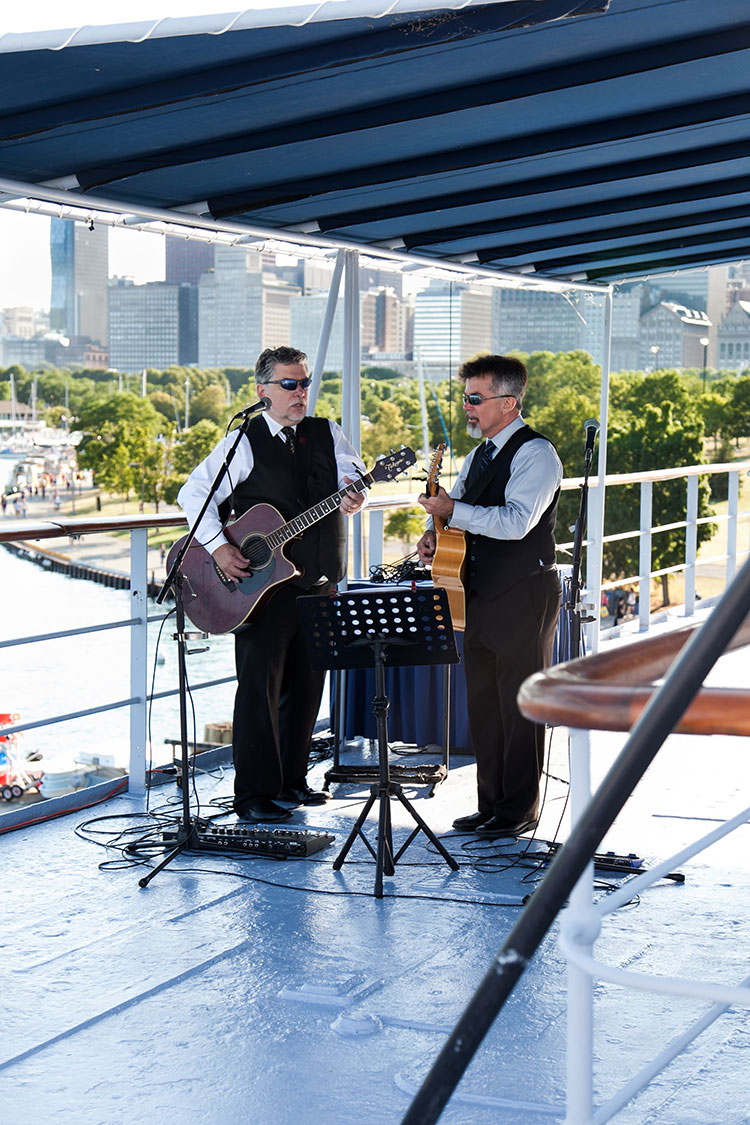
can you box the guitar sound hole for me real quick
[240,535,272,569]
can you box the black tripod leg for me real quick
[138,839,189,887]
[373,788,396,897]
[393,787,460,871]
[332,787,378,870]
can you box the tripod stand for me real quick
[298,587,460,897]
[139,402,268,888]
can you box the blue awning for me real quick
[0,0,747,285]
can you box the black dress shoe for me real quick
[279,785,331,806]
[236,798,293,823]
[452,810,492,831]
[475,816,538,839]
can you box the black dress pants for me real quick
[231,583,325,812]
[463,569,561,822]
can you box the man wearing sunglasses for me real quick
[417,354,562,840]
[178,345,366,824]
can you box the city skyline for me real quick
[0,2,300,313]
[0,210,166,311]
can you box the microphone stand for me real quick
[138,401,268,887]
[565,423,598,662]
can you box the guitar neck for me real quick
[266,472,372,549]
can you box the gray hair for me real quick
[458,354,527,409]
[255,346,308,384]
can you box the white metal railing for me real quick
[564,728,750,1125]
[366,459,750,651]
[1,459,748,794]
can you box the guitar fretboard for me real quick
[263,473,373,551]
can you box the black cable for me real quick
[369,553,431,584]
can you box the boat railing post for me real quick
[129,527,148,793]
[727,469,739,585]
[684,474,698,615]
[564,726,596,1124]
[639,479,652,632]
[368,507,384,574]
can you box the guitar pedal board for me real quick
[161,823,335,858]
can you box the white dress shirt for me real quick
[444,416,563,541]
[177,413,367,554]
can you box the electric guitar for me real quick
[168,447,416,635]
[427,443,467,631]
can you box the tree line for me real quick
[3,354,749,590]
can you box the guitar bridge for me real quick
[212,560,238,591]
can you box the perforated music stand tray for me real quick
[298,587,459,897]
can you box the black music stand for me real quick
[297,587,460,897]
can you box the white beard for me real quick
[466,421,482,439]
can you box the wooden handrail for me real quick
[519,614,750,737]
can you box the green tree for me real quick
[605,395,713,605]
[385,506,424,548]
[527,386,600,546]
[523,350,601,417]
[697,391,732,450]
[150,390,181,426]
[361,399,412,463]
[76,393,163,502]
[191,383,230,426]
[725,375,750,443]
[171,419,222,475]
[162,418,223,504]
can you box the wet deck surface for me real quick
[2,637,750,1125]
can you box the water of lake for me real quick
[1,535,238,773]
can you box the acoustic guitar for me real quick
[169,446,416,635]
[426,443,467,630]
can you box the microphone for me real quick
[236,396,271,417]
[584,418,600,456]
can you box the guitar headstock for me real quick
[426,442,446,496]
[369,447,417,483]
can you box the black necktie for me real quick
[478,439,495,473]
[281,426,296,457]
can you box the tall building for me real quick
[2,307,49,339]
[289,292,345,369]
[413,282,492,370]
[373,287,411,356]
[639,302,711,371]
[645,268,710,312]
[716,297,750,372]
[108,279,197,371]
[360,291,378,354]
[493,287,607,365]
[49,218,109,345]
[198,245,298,367]
[165,237,215,285]
[611,286,644,372]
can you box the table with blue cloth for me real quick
[332,574,572,755]
[336,626,473,752]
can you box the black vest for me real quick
[463,425,559,599]
[230,415,346,588]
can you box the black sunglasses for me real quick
[266,377,313,391]
[463,392,514,406]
